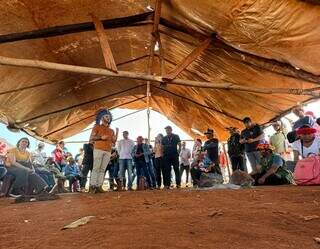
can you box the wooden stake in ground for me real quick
[91,14,118,73]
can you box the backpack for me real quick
[293,141,320,185]
[294,155,320,185]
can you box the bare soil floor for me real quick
[1,186,320,249]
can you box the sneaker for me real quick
[96,186,106,193]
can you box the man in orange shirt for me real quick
[89,109,118,193]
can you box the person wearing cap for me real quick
[292,125,320,161]
[162,126,181,189]
[269,121,289,157]
[251,143,293,185]
[32,142,47,166]
[117,131,135,191]
[292,106,315,130]
[89,109,119,193]
[227,127,246,172]
[203,128,221,175]
[240,117,264,173]
[132,136,152,189]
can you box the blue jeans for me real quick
[0,166,7,180]
[135,160,152,187]
[118,159,133,189]
[246,151,261,172]
[35,168,56,188]
[146,160,156,188]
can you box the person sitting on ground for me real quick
[5,138,49,196]
[32,142,55,190]
[192,139,202,164]
[240,117,264,173]
[292,125,320,161]
[132,136,152,190]
[190,151,219,187]
[44,157,68,193]
[251,143,293,186]
[64,157,82,192]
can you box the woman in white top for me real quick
[293,126,320,161]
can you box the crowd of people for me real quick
[0,105,319,199]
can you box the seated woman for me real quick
[293,125,320,160]
[64,157,82,192]
[0,141,7,179]
[5,138,49,195]
[251,143,293,185]
[190,152,222,187]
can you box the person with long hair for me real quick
[5,137,49,195]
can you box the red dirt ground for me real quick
[1,186,320,249]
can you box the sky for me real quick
[0,100,319,156]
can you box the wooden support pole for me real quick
[91,14,118,72]
[0,11,154,44]
[164,37,212,80]
[222,143,232,181]
[146,0,162,141]
[0,56,319,97]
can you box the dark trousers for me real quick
[180,164,190,184]
[80,163,92,188]
[0,166,7,180]
[105,162,119,188]
[154,157,165,187]
[66,175,81,191]
[163,155,180,187]
[230,155,246,172]
[251,172,290,186]
[35,168,55,188]
[190,167,202,186]
[135,160,152,187]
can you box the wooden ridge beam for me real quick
[91,14,118,72]
[0,11,154,44]
[0,56,319,98]
[164,37,212,80]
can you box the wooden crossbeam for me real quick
[0,55,319,97]
[164,37,212,80]
[91,14,118,72]
[0,11,154,44]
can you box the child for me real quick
[64,157,82,192]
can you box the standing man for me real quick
[162,126,181,189]
[240,117,264,173]
[227,127,246,172]
[89,109,118,194]
[203,129,221,175]
[269,121,289,158]
[179,141,191,186]
[117,131,135,191]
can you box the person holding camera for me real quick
[240,117,264,173]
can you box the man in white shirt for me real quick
[293,125,320,161]
[32,142,47,166]
[117,131,135,190]
[179,141,191,186]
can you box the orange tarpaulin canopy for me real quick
[0,0,319,142]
